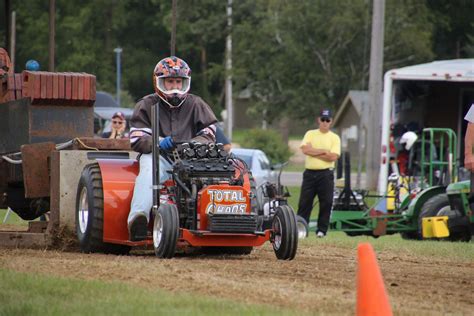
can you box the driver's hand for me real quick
[159,136,175,150]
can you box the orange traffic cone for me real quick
[356,243,393,316]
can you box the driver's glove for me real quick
[159,136,175,150]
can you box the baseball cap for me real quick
[319,109,332,119]
[112,111,125,120]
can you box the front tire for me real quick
[76,163,130,255]
[272,205,298,260]
[153,203,179,258]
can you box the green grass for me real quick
[299,231,474,261]
[0,269,299,316]
[282,162,305,172]
[0,208,28,226]
[286,186,320,221]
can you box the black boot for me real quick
[129,214,148,241]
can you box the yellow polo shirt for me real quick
[301,129,341,170]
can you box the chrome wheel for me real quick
[297,221,307,239]
[272,216,282,250]
[153,213,164,249]
[78,187,89,234]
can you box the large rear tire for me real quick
[153,203,179,258]
[272,205,298,260]
[76,163,131,255]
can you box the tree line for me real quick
[1,0,473,123]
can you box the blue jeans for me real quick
[128,154,170,227]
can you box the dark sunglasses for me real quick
[112,121,123,125]
[320,118,331,123]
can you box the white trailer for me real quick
[377,59,474,194]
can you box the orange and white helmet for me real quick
[153,56,191,107]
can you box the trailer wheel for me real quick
[153,203,179,258]
[272,205,298,260]
[417,194,450,238]
[76,163,131,255]
[296,215,309,239]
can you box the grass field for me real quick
[0,269,298,316]
[0,232,472,315]
[1,187,473,315]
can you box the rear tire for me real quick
[76,163,131,255]
[272,205,298,260]
[153,203,179,258]
[296,215,309,239]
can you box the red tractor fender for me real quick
[96,159,139,244]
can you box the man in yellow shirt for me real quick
[297,109,341,237]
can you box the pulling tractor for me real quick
[309,128,473,241]
[76,104,299,259]
[0,59,298,258]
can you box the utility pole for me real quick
[365,0,385,189]
[114,47,122,106]
[5,0,11,52]
[225,0,233,140]
[171,0,177,56]
[9,11,15,73]
[49,0,55,72]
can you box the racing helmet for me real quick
[153,56,191,107]
[399,131,418,150]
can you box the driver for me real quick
[128,56,217,241]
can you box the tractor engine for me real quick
[168,142,258,233]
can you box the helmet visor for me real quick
[156,76,191,96]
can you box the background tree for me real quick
[0,0,472,117]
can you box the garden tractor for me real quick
[299,128,473,241]
[75,103,299,259]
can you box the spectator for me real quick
[464,104,474,198]
[297,109,341,238]
[102,111,129,139]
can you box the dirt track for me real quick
[0,239,472,315]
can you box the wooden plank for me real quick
[52,73,59,100]
[65,73,72,99]
[58,73,65,99]
[0,231,48,248]
[78,73,84,101]
[40,72,47,99]
[90,75,96,101]
[83,74,91,100]
[46,73,53,99]
[22,71,32,98]
[15,74,22,99]
[7,75,15,101]
[21,142,55,198]
[33,72,41,102]
[72,74,79,100]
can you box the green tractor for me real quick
[316,128,473,241]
